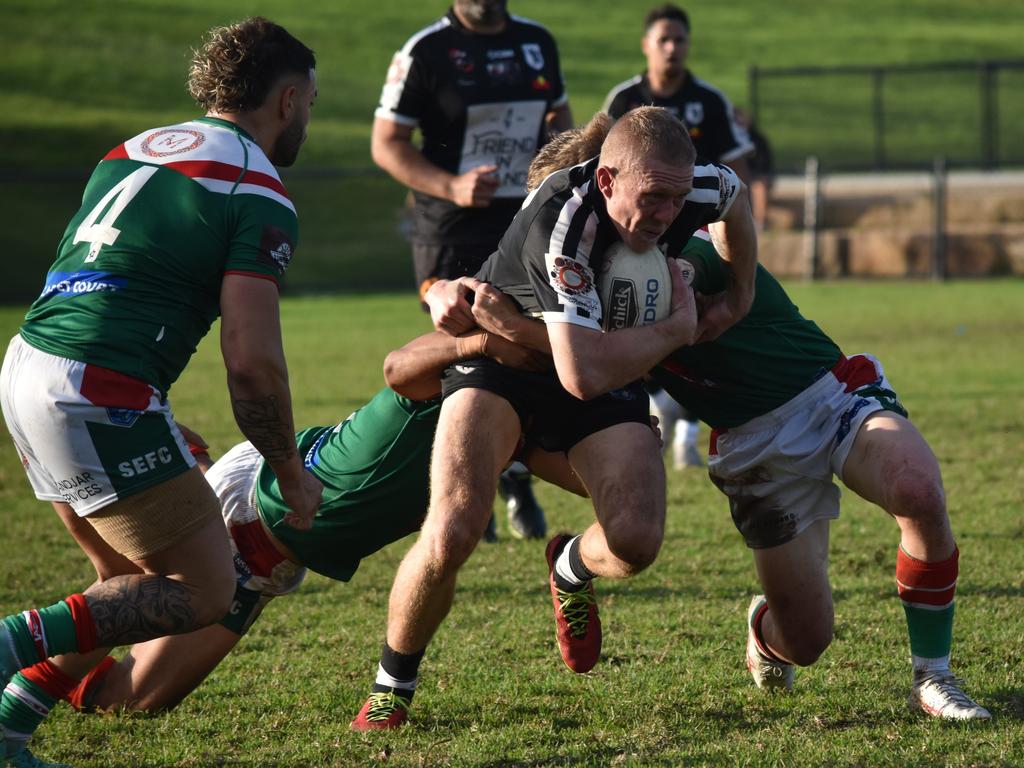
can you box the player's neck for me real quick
[453,7,508,34]
[648,69,686,97]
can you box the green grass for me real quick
[2,1,1024,302]
[1,281,1022,766]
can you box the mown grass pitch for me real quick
[0,280,1021,766]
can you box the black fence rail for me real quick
[749,59,1024,173]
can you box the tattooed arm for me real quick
[219,275,321,529]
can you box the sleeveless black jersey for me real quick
[376,9,568,246]
[478,156,740,330]
[603,72,753,164]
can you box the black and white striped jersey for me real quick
[376,9,568,245]
[603,71,754,164]
[477,156,740,330]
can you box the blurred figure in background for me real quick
[733,107,775,231]
[603,2,756,469]
[371,0,573,540]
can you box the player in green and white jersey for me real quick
[0,18,321,767]
[440,226,989,721]
[60,329,580,715]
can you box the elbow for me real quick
[559,372,604,402]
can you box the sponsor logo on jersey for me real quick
[259,225,294,273]
[486,60,523,86]
[53,471,103,503]
[117,446,175,478]
[684,102,704,127]
[487,48,515,60]
[454,364,476,375]
[521,43,544,70]
[549,255,600,316]
[39,271,126,299]
[675,258,695,286]
[141,128,205,157]
[448,48,474,74]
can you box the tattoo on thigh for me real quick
[231,395,294,461]
[85,575,195,645]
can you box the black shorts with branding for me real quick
[440,357,650,453]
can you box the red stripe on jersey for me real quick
[66,593,97,654]
[103,144,129,161]
[830,354,879,393]
[230,520,287,578]
[224,270,281,288]
[896,547,958,606]
[21,660,80,701]
[163,160,289,199]
[80,364,153,410]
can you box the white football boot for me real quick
[909,669,991,720]
[745,595,794,691]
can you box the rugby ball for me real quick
[596,242,673,330]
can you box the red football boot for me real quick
[545,534,601,673]
[350,690,412,731]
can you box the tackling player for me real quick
[63,328,582,715]
[439,227,991,722]
[0,18,320,767]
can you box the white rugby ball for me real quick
[596,242,673,330]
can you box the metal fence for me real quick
[749,59,1024,173]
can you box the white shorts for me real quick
[708,354,907,549]
[0,334,195,516]
[204,440,306,605]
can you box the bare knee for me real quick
[603,517,663,575]
[888,470,946,523]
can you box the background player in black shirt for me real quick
[372,0,573,541]
[603,3,755,469]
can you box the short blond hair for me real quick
[598,106,695,174]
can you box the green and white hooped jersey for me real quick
[20,117,297,394]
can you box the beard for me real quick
[270,113,306,168]
[456,0,508,27]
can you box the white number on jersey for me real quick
[74,165,159,262]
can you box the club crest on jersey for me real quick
[522,43,544,70]
[141,128,205,157]
[106,408,142,428]
[684,102,704,127]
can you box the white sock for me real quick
[554,535,587,587]
[375,663,417,690]
[912,654,950,675]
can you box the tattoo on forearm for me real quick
[85,575,195,645]
[231,395,295,461]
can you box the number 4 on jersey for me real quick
[74,166,158,262]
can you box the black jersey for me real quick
[376,9,568,246]
[603,72,753,164]
[478,156,740,330]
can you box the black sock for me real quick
[552,535,595,593]
[373,642,425,699]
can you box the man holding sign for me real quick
[371,0,573,540]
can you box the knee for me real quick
[191,571,236,627]
[888,470,946,522]
[604,519,663,575]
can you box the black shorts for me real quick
[440,358,651,454]
[412,242,496,298]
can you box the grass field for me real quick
[2,1,1024,302]
[0,281,1022,767]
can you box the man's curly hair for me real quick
[526,112,612,191]
[188,17,315,113]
